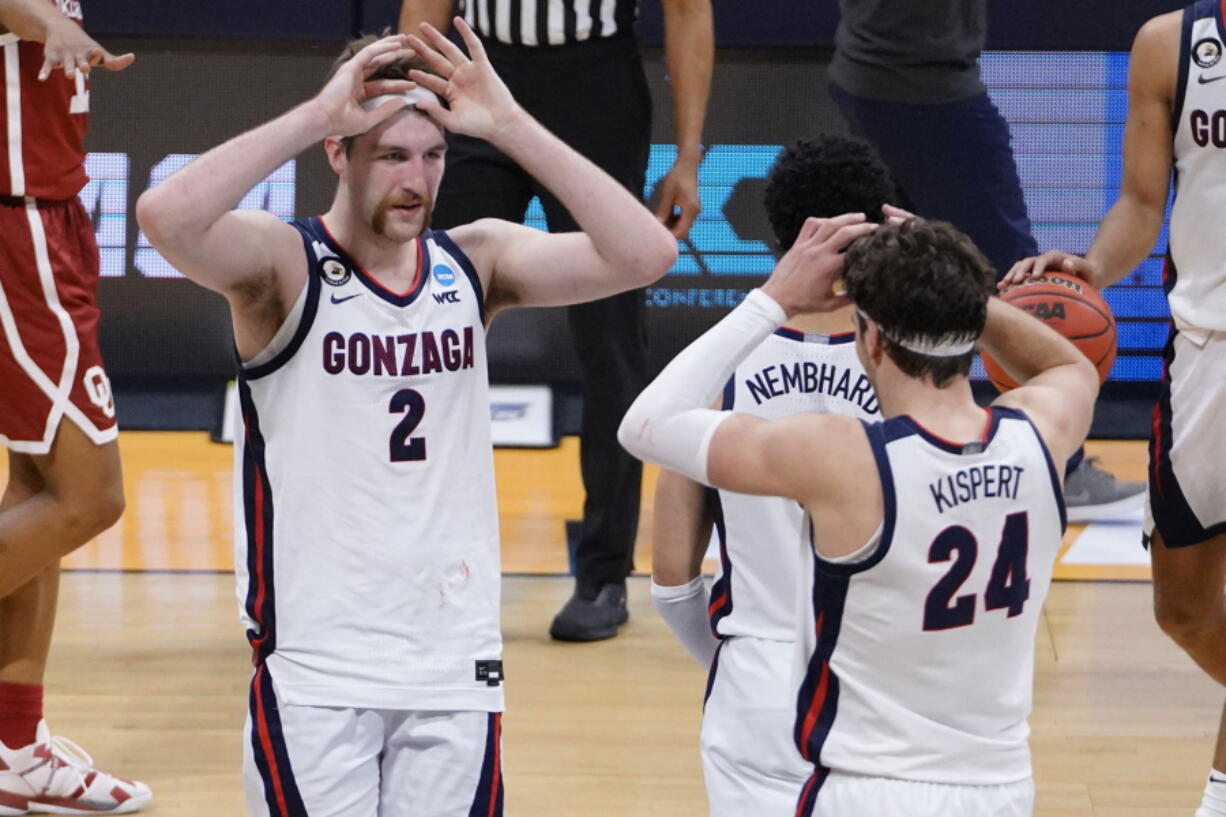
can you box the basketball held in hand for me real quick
[982,272,1117,392]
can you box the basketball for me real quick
[982,272,1117,392]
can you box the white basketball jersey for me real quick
[709,329,880,641]
[234,218,504,712]
[795,408,1065,786]
[1169,0,1226,337]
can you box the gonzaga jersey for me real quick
[1169,0,1226,337]
[0,0,89,199]
[235,218,504,712]
[709,329,879,641]
[795,408,1065,787]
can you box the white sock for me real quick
[1194,768,1226,817]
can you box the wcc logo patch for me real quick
[321,258,351,287]
[1196,37,1223,68]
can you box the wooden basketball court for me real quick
[6,433,1219,816]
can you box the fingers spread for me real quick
[408,69,449,96]
[452,17,488,62]
[406,34,456,77]
[419,22,469,67]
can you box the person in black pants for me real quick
[400,0,713,640]
[829,0,1146,522]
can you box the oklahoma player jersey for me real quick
[0,0,89,199]
[708,329,879,642]
[235,218,504,712]
[795,408,1065,788]
[1169,0,1226,337]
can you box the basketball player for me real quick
[136,21,676,817]
[622,215,1099,815]
[0,1,151,813]
[651,134,894,816]
[1002,5,1226,814]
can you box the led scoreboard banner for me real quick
[87,50,1166,386]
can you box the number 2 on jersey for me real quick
[923,512,1030,631]
[389,389,426,462]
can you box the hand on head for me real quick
[314,34,418,139]
[404,18,523,141]
[760,213,876,317]
[39,24,134,80]
[999,251,1100,290]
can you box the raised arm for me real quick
[0,0,133,78]
[981,299,1100,468]
[652,0,713,238]
[619,215,871,495]
[651,469,719,666]
[398,0,457,38]
[1001,12,1178,290]
[406,20,678,314]
[136,36,415,355]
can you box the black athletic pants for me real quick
[432,35,652,583]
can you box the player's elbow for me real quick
[633,229,679,286]
[135,188,176,251]
[617,410,648,462]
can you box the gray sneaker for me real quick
[1064,456,1146,523]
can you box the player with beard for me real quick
[136,23,677,817]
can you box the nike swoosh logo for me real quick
[1199,73,1226,84]
[330,293,362,305]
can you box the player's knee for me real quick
[56,483,124,547]
[1154,593,1215,645]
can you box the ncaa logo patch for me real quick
[321,258,351,286]
[432,264,456,287]
[1195,37,1223,68]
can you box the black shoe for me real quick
[549,579,629,642]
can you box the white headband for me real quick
[360,87,441,112]
[857,309,977,357]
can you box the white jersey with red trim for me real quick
[708,328,879,642]
[795,408,1065,789]
[234,218,504,712]
[1169,0,1226,338]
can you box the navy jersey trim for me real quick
[430,229,488,326]
[1148,325,1226,547]
[721,375,735,411]
[1174,2,1198,126]
[701,638,728,708]
[315,217,433,308]
[891,407,1002,455]
[773,326,856,345]
[249,665,309,817]
[793,570,849,814]
[995,405,1069,532]
[238,377,278,663]
[706,488,735,636]
[241,222,322,382]
[467,713,505,817]
[812,420,897,577]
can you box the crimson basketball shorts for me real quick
[243,665,505,817]
[1145,325,1226,548]
[0,195,116,455]
[701,637,812,817]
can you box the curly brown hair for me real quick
[844,219,995,388]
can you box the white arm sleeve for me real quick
[651,576,720,667]
[618,288,787,485]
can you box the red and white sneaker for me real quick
[0,721,151,814]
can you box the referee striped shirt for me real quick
[459,0,638,46]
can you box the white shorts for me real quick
[1145,327,1226,548]
[798,771,1034,817]
[243,665,503,817]
[702,637,812,817]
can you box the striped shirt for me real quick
[459,0,637,46]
